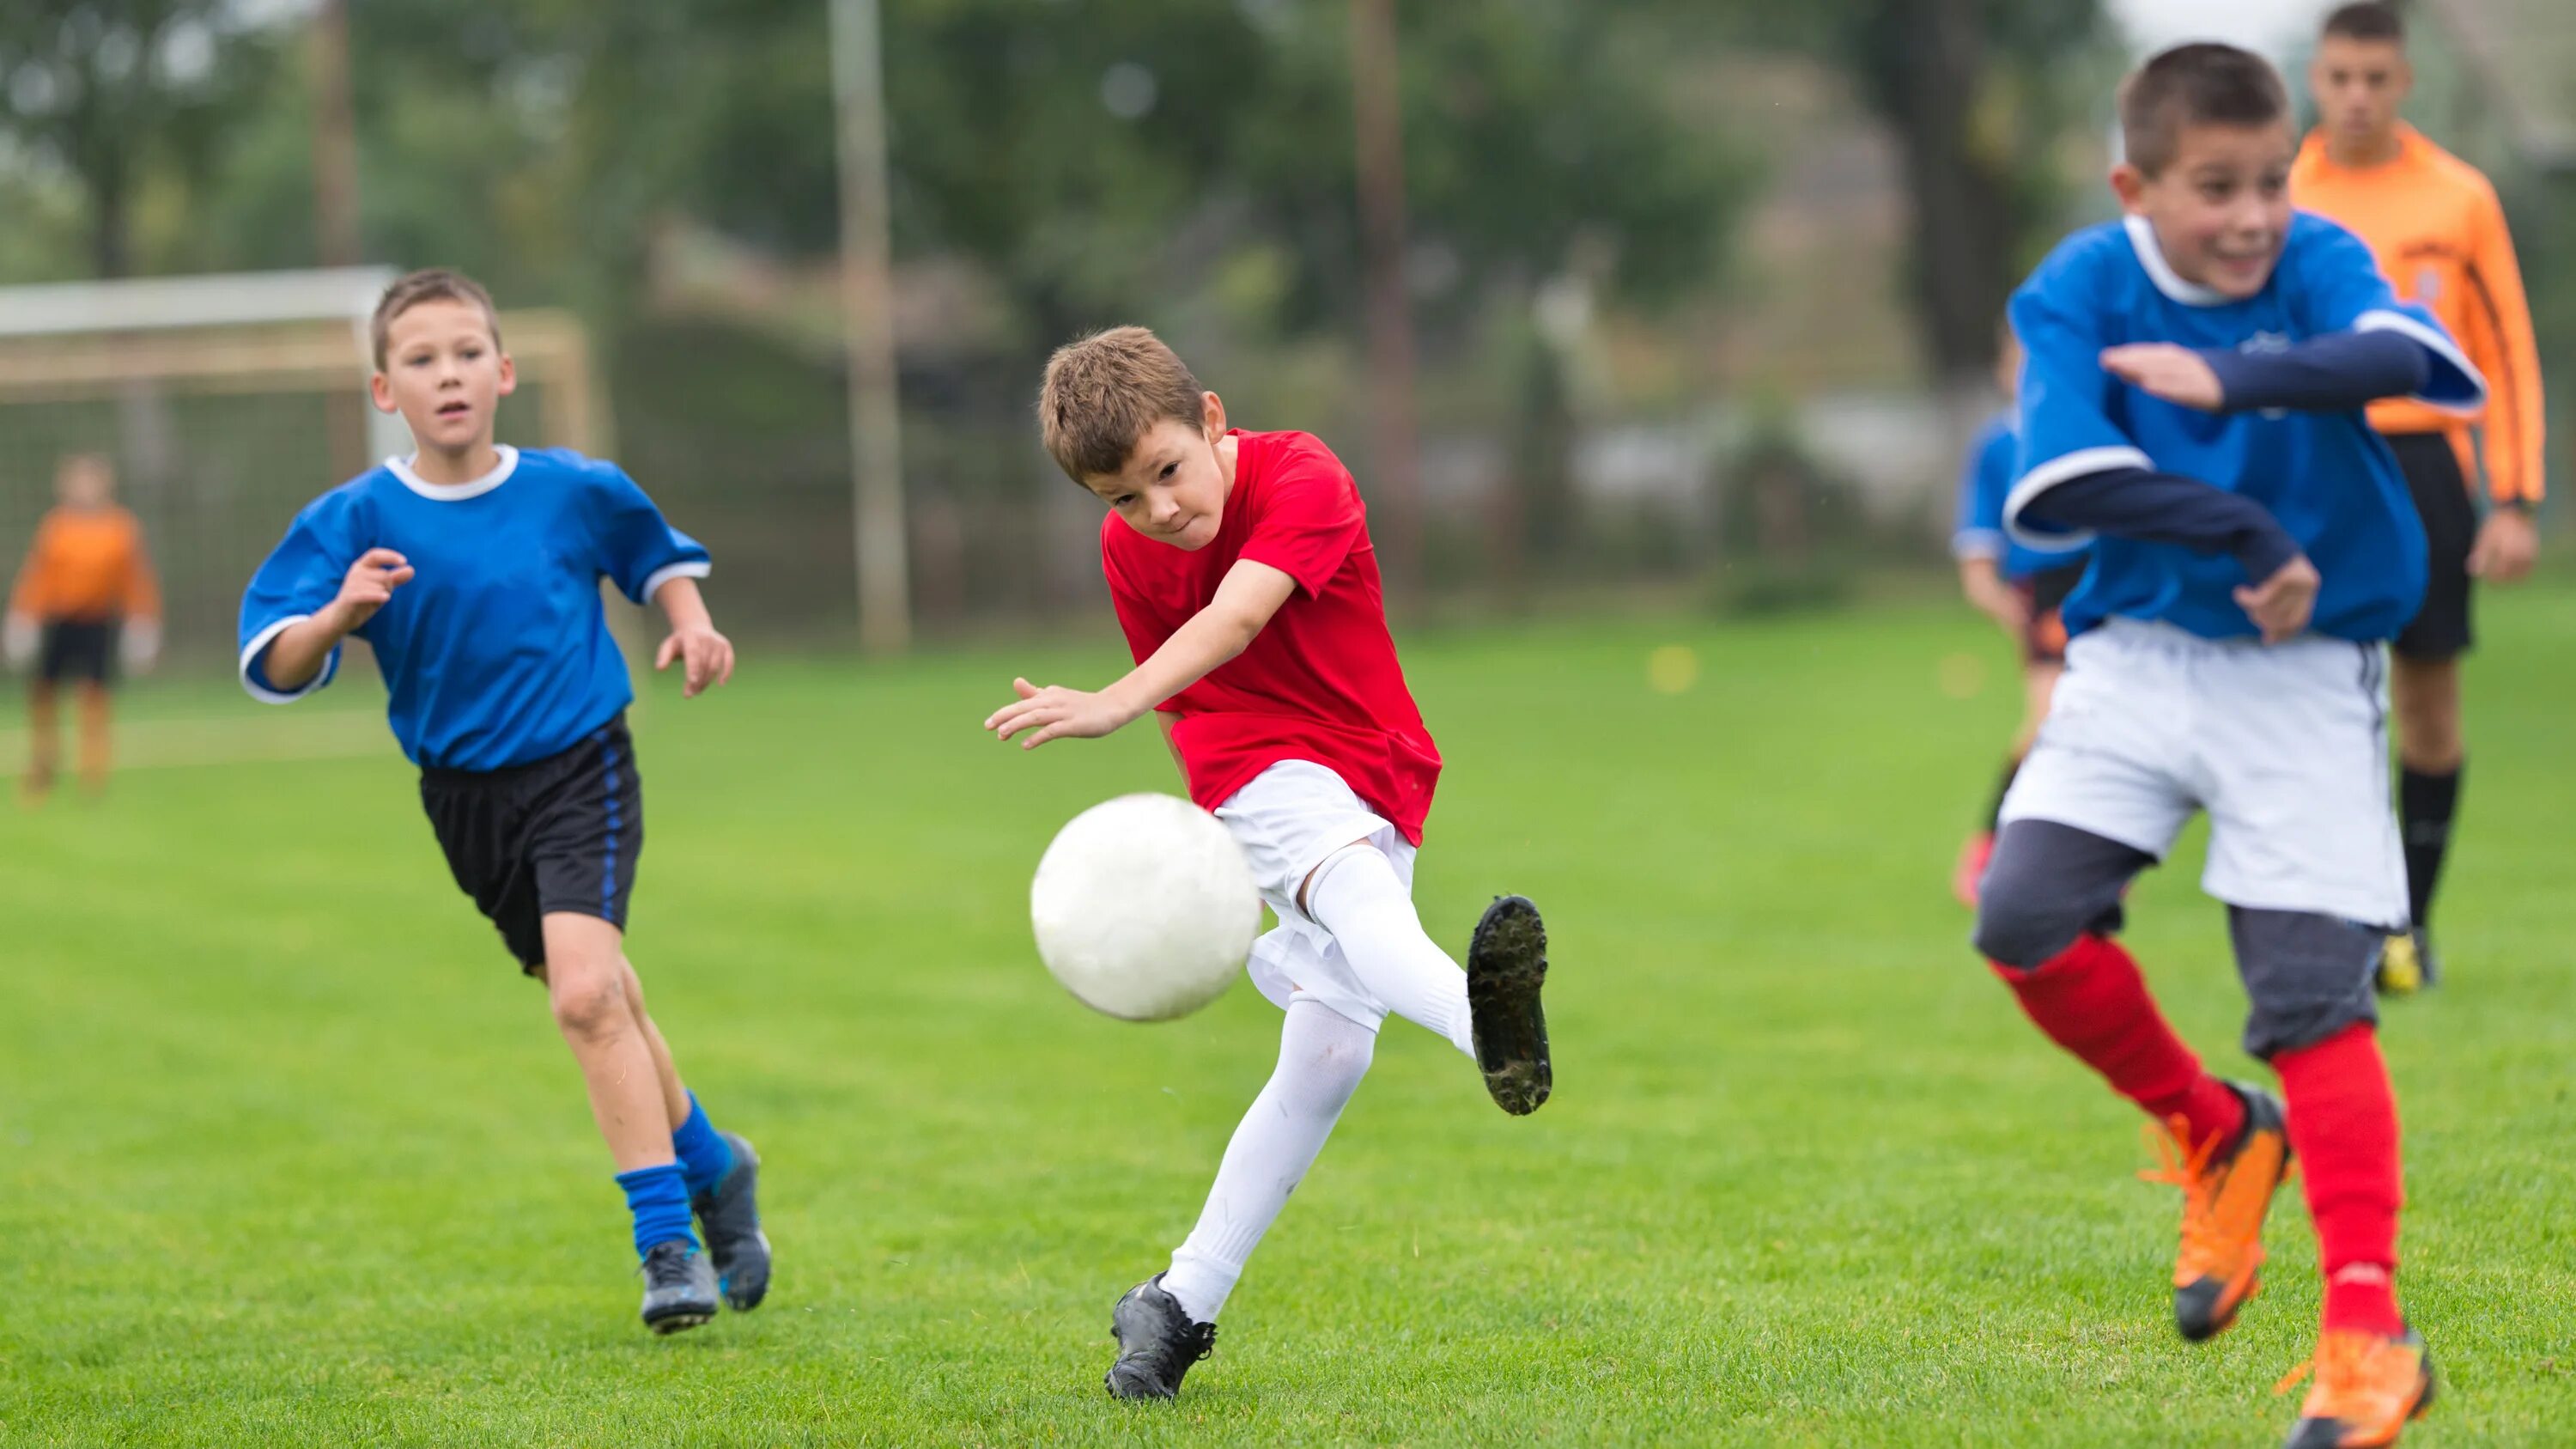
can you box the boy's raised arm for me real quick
[987,558,1297,750]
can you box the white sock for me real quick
[1162,1000,1376,1324]
[1303,845,1476,1056]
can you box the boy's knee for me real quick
[546,959,632,1040]
[1972,893,2072,971]
[2231,909,2379,1060]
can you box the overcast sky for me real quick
[2109,0,2339,55]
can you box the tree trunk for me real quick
[1872,0,2016,386]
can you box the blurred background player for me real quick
[2290,1,2547,994]
[987,326,1553,1403]
[235,270,768,1336]
[4,453,162,803]
[1949,324,2091,905]
[1974,44,2479,1449]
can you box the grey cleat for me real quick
[1103,1275,1217,1402]
[692,1130,771,1312]
[639,1239,720,1335]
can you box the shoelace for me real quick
[2136,1115,2230,1271]
[2273,1330,2378,1400]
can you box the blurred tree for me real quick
[1730,0,2116,383]
[0,2,257,277]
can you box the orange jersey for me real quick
[2290,125,2546,503]
[8,505,161,624]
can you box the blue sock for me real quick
[616,1163,697,1258]
[671,1092,735,1199]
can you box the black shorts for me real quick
[2015,563,2087,667]
[2387,431,2476,661]
[420,716,643,974]
[37,619,118,685]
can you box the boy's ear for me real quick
[2108,162,2151,215]
[1200,389,1227,439]
[368,373,398,414]
[496,350,518,398]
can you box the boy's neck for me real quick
[409,439,504,486]
[2326,125,2404,170]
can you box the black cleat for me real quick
[1103,1275,1217,1402]
[1466,895,1552,1116]
[692,1130,771,1312]
[639,1239,720,1335]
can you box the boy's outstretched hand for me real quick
[2233,552,2320,644]
[2100,343,2225,411]
[986,677,1137,750]
[655,625,735,697]
[326,548,416,632]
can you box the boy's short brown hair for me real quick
[370,268,502,370]
[2321,2,2405,44]
[2117,43,2290,177]
[1036,326,1206,483]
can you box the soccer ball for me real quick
[1030,794,1261,1021]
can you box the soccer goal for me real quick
[0,269,610,772]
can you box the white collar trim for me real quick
[389,444,519,501]
[2123,216,2233,308]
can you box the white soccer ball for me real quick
[1030,793,1262,1021]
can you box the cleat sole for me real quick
[1467,896,1552,1117]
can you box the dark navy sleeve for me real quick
[2199,331,2428,414]
[238,491,361,703]
[2020,468,2301,581]
[2287,215,2484,410]
[586,463,711,605]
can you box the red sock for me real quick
[2275,1022,2404,1336]
[1992,935,2245,1149]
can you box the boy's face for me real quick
[2112,120,2295,301]
[1084,393,1230,551]
[56,456,112,508]
[2311,37,2409,149]
[371,298,515,453]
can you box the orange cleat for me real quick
[2139,1082,2292,1342]
[2277,1325,2435,1447]
[1953,831,1995,908]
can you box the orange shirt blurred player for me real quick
[2288,3,2546,985]
[5,454,162,801]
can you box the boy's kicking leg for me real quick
[540,912,718,1334]
[618,958,770,1310]
[1976,819,2293,1342]
[1106,840,1551,1401]
[74,680,112,796]
[2229,910,2430,1447]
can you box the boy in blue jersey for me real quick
[1949,326,2091,905]
[1970,46,2481,1448]
[238,271,770,1335]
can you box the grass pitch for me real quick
[4,585,2572,1446]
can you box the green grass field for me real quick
[5,586,2573,1446]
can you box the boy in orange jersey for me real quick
[2291,1,2547,991]
[5,454,161,801]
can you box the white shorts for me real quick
[1215,760,1415,1032]
[2002,618,2406,929]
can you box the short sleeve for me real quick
[2004,266,2151,551]
[2288,216,2484,411]
[586,464,711,605]
[238,494,360,703]
[1952,422,2011,560]
[1236,439,1365,598]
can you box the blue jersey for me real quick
[239,446,710,771]
[2007,212,2482,642]
[1952,413,2091,581]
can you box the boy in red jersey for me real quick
[987,326,1552,1403]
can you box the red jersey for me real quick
[1103,429,1442,843]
